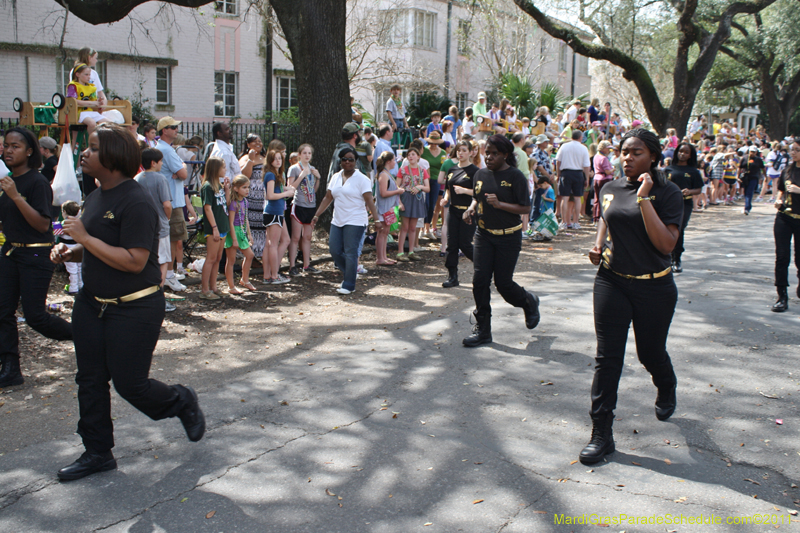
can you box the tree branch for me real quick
[513,0,667,127]
[54,0,213,24]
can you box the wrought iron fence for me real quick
[0,116,302,159]
[178,121,302,155]
[0,117,21,134]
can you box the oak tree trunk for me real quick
[270,0,350,230]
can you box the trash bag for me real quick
[51,145,81,206]
[531,208,558,239]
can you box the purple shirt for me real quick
[229,198,249,227]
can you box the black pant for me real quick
[0,245,72,361]
[472,229,528,315]
[444,207,475,270]
[591,267,678,416]
[774,213,800,288]
[672,201,691,261]
[73,290,183,453]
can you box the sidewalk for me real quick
[0,203,798,532]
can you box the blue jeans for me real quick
[743,178,759,213]
[329,224,365,291]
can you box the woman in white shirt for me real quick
[311,147,383,295]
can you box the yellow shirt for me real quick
[68,81,97,113]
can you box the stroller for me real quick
[183,191,206,263]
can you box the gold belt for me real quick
[780,210,800,220]
[6,242,53,256]
[602,263,672,280]
[451,205,468,210]
[94,285,161,317]
[478,222,523,235]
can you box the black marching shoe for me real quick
[579,412,615,464]
[772,287,788,313]
[0,355,24,388]
[58,450,116,481]
[523,291,540,329]
[655,385,677,421]
[442,268,459,288]
[463,311,492,347]
[671,258,683,273]
[176,385,206,442]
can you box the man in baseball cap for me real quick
[156,116,182,134]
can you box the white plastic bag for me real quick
[101,109,125,124]
[51,145,81,206]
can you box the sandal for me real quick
[239,281,257,291]
[228,287,243,295]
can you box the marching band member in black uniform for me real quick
[462,135,539,347]
[663,142,702,272]
[441,140,479,288]
[772,138,800,312]
[0,128,72,388]
[51,124,205,481]
[581,128,684,464]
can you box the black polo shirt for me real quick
[81,179,162,298]
[664,165,704,202]
[446,164,478,209]
[474,166,530,231]
[0,169,54,244]
[599,177,683,276]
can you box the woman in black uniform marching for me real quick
[772,138,800,312]
[51,124,205,481]
[441,140,479,288]
[462,135,540,347]
[663,142,703,273]
[0,128,72,388]
[581,128,684,465]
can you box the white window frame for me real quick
[412,10,437,50]
[214,71,238,117]
[379,9,409,46]
[214,0,237,15]
[156,66,171,105]
[276,76,297,112]
[455,92,469,113]
[559,42,568,72]
[457,19,471,55]
[578,55,589,76]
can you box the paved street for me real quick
[1,203,799,532]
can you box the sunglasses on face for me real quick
[340,157,355,162]
[165,125,179,130]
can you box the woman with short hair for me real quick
[311,147,383,294]
[51,124,204,481]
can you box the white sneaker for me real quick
[174,272,186,281]
[337,287,353,295]
[164,276,186,292]
[558,222,567,230]
[357,264,368,275]
[413,246,424,252]
[176,266,188,277]
[573,222,581,230]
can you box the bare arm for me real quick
[173,166,188,181]
[238,155,254,178]
[162,201,172,220]
[588,218,608,265]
